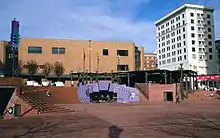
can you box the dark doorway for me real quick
[163,92,173,101]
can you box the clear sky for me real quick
[0,0,219,52]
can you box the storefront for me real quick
[196,75,220,89]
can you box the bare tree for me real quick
[53,61,65,81]
[24,60,39,80]
[42,62,53,79]
[15,60,24,77]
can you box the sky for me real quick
[0,0,220,52]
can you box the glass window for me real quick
[59,48,65,54]
[52,47,58,54]
[28,46,42,54]
[117,50,128,56]
[103,49,108,56]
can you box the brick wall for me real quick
[0,77,23,95]
[3,88,38,119]
[148,83,178,102]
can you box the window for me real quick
[191,26,194,30]
[207,21,211,25]
[59,48,65,54]
[183,34,185,39]
[209,55,212,60]
[192,54,196,59]
[191,19,194,24]
[192,40,195,45]
[190,13,194,17]
[184,48,186,53]
[208,41,212,45]
[103,49,108,56]
[191,33,195,38]
[208,28,211,32]
[183,27,185,32]
[184,55,187,60]
[192,47,196,52]
[52,47,59,54]
[182,14,184,18]
[207,14,210,18]
[117,65,129,71]
[117,50,128,56]
[208,35,212,39]
[209,48,212,53]
[28,46,42,54]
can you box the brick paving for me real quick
[1,100,220,138]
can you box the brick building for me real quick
[143,53,157,70]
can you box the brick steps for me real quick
[19,86,79,114]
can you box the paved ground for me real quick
[1,100,220,138]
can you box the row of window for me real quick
[158,12,211,31]
[28,46,66,54]
[159,55,187,65]
[190,12,211,19]
[27,46,129,56]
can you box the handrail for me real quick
[135,84,148,99]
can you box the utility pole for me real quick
[88,40,92,73]
[180,63,184,100]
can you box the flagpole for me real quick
[83,48,85,73]
[97,52,99,73]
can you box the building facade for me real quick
[143,53,157,70]
[155,4,217,75]
[216,40,220,73]
[16,38,144,74]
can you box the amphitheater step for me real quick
[41,108,72,114]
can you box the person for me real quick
[71,81,74,87]
[46,90,52,97]
[176,94,180,103]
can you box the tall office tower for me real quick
[155,4,216,75]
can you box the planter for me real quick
[55,81,64,87]
[42,81,49,86]
[26,80,35,86]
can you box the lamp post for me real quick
[163,71,167,84]
[117,54,120,83]
[70,70,73,87]
[180,63,184,100]
[127,69,130,87]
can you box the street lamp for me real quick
[163,71,167,84]
[180,63,184,100]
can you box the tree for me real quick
[42,62,53,79]
[15,60,24,77]
[53,61,65,81]
[24,60,39,80]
